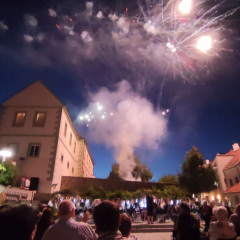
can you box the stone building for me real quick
[0,81,94,194]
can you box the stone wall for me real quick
[60,176,171,195]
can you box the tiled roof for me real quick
[223,148,240,171]
[223,182,240,194]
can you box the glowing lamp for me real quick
[196,36,212,53]
[0,149,12,164]
[179,0,192,15]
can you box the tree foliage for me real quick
[0,161,18,186]
[158,174,178,184]
[107,164,123,181]
[108,156,153,182]
[82,186,186,201]
[178,147,217,194]
[132,156,153,182]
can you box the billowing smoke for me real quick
[77,81,167,180]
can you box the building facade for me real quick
[0,81,94,194]
[211,143,240,206]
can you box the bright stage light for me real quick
[196,36,212,53]
[178,0,192,15]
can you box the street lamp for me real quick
[0,149,12,164]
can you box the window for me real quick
[72,167,74,174]
[69,133,72,146]
[74,142,76,153]
[235,177,239,184]
[33,112,46,127]
[61,154,64,163]
[230,179,233,187]
[13,112,26,127]
[28,144,40,157]
[67,161,69,169]
[64,123,67,137]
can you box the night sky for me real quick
[0,0,240,181]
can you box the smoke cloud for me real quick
[77,81,167,180]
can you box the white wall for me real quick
[52,109,81,193]
[214,155,233,191]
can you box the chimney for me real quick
[232,143,239,151]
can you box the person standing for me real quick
[146,190,154,224]
[200,200,213,233]
[229,203,240,237]
[174,203,201,240]
[42,200,97,240]
[209,206,236,240]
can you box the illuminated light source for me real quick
[166,42,176,53]
[196,36,212,53]
[79,116,84,120]
[211,196,215,200]
[0,149,12,164]
[217,194,221,200]
[178,0,192,15]
[84,114,89,119]
[97,105,103,111]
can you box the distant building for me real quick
[212,143,240,206]
[0,81,95,194]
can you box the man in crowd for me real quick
[42,200,97,240]
[93,200,123,240]
[146,190,154,224]
[200,200,213,233]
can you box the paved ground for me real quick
[134,232,172,240]
[132,220,173,240]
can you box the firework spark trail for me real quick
[136,0,239,78]
[2,0,237,83]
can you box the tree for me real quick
[0,161,18,186]
[178,146,217,194]
[107,164,123,181]
[162,185,187,200]
[132,156,153,182]
[158,174,178,184]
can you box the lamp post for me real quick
[0,149,12,164]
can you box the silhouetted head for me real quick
[0,205,38,240]
[179,203,190,214]
[119,213,132,237]
[235,203,240,215]
[93,200,120,234]
[213,206,228,221]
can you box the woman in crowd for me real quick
[209,206,236,240]
[34,208,55,240]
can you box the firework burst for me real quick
[136,0,240,78]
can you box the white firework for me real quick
[135,0,240,78]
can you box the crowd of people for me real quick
[0,195,240,240]
[0,199,139,240]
